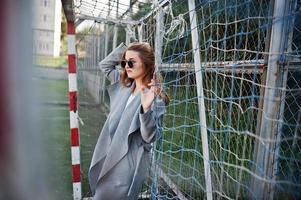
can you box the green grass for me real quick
[35,79,69,102]
[35,55,67,68]
[155,72,259,199]
[38,105,72,200]
[34,78,104,199]
[35,78,72,200]
[77,90,106,197]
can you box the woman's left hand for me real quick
[140,78,161,113]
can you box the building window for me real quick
[43,15,47,22]
[40,0,48,7]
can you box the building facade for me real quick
[33,0,61,57]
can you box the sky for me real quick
[76,0,125,31]
[75,0,145,31]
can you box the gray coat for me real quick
[88,43,166,200]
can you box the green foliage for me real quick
[35,55,67,67]
[132,2,152,20]
[162,1,192,63]
[195,0,271,61]
[61,8,67,56]
[117,27,126,45]
[61,8,67,41]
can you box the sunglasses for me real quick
[120,60,136,68]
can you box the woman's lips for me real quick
[126,70,132,73]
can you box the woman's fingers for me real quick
[143,78,162,96]
[150,87,155,93]
[148,79,155,87]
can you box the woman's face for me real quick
[124,50,145,81]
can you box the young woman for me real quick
[88,42,169,199]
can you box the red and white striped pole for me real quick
[67,21,82,200]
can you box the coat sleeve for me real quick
[139,97,166,143]
[98,42,127,84]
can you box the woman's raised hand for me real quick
[140,77,161,113]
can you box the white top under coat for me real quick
[125,94,136,109]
